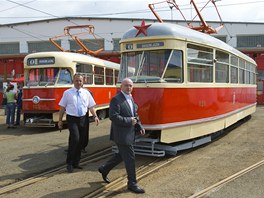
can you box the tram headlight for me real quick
[32,96,40,104]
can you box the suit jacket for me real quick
[109,92,143,145]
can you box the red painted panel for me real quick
[23,86,117,112]
[132,87,256,125]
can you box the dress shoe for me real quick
[128,185,145,194]
[98,166,110,183]
[73,165,83,169]
[66,164,73,173]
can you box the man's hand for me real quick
[94,117,99,126]
[58,121,63,132]
[140,129,145,136]
[132,117,137,125]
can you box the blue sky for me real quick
[0,0,264,25]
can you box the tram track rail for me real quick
[189,159,264,198]
[0,147,113,195]
[83,153,186,198]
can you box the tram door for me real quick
[257,80,264,104]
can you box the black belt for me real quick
[67,114,86,118]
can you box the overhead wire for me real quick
[0,0,37,13]
[1,0,264,45]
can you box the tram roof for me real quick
[24,51,120,70]
[122,22,255,64]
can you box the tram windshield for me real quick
[120,49,183,83]
[26,68,72,86]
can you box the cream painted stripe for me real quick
[130,83,256,88]
[143,103,256,130]
[23,98,55,101]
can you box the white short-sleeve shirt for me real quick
[59,87,96,117]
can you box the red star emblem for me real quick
[134,20,151,37]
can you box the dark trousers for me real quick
[103,144,137,187]
[66,115,87,165]
[82,113,90,149]
[16,105,22,125]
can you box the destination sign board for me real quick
[137,42,164,49]
[27,57,55,66]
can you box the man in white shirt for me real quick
[58,73,99,173]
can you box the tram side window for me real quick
[239,59,245,84]
[187,44,213,82]
[57,69,72,84]
[230,56,238,84]
[215,51,229,83]
[94,66,104,85]
[245,62,251,84]
[106,68,113,85]
[163,50,183,83]
[76,64,93,84]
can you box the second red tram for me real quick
[118,22,257,156]
[23,51,119,127]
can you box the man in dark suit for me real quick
[98,78,145,194]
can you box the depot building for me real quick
[0,17,264,102]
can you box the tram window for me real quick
[76,64,93,85]
[27,69,39,86]
[250,72,255,84]
[239,59,245,69]
[39,68,58,86]
[239,69,245,84]
[94,66,104,85]
[138,50,167,78]
[106,68,113,85]
[120,50,170,83]
[187,44,213,83]
[239,59,246,84]
[57,69,72,84]
[163,50,183,83]
[231,56,238,66]
[215,51,229,83]
[188,64,213,82]
[245,71,250,84]
[27,68,59,86]
[231,66,238,83]
[230,55,238,84]
[82,73,93,84]
[245,62,254,84]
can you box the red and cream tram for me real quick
[118,22,257,156]
[23,51,119,127]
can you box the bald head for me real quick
[121,78,133,95]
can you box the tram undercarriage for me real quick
[113,105,255,157]
[24,112,58,127]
